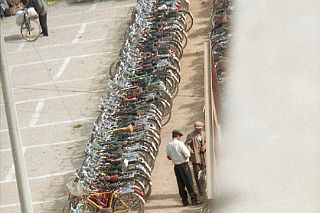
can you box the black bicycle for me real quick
[20,8,41,42]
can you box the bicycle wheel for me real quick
[79,202,95,213]
[161,110,172,126]
[179,10,194,32]
[143,181,152,200]
[109,58,120,80]
[113,192,144,213]
[20,19,41,42]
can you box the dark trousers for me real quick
[39,13,48,36]
[192,163,206,195]
[174,162,197,204]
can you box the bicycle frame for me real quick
[87,192,130,213]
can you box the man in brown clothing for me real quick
[185,121,206,196]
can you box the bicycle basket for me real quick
[27,7,39,19]
[15,10,24,26]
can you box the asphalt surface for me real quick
[0,1,135,212]
[0,0,212,212]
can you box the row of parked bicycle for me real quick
[210,0,234,98]
[63,0,193,212]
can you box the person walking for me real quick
[166,129,200,206]
[185,121,206,196]
[22,0,48,36]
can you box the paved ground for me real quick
[0,0,213,212]
[0,1,135,212]
[144,0,212,212]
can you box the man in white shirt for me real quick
[166,130,199,206]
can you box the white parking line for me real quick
[1,170,74,183]
[12,58,62,68]
[53,57,71,80]
[9,38,107,54]
[115,3,136,8]
[0,197,65,208]
[0,138,87,152]
[0,117,95,133]
[29,170,74,180]
[13,76,101,89]
[49,19,118,30]
[50,6,134,18]
[4,164,16,182]
[72,23,87,44]
[5,148,26,182]
[71,52,104,59]
[11,52,108,70]
[0,92,87,106]
[2,138,86,181]
[50,22,82,29]
[29,99,45,126]
[16,43,26,52]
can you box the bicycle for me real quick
[63,182,144,213]
[19,8,41,42]
[87,190,144,213]
[198,166,207,197]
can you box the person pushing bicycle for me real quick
[21,0,48,36]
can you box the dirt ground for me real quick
[144,0,213,212]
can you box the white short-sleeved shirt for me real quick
[166,139,191,165]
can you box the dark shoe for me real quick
[191,201,203,206]
[182,202,189,207]
[40,32,48,36]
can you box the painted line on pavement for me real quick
[12,58,62,68]
[16,43,26,52]
[114,3,136,8]
[71,52,104,59]
[10,52,109,70]
[4,148,26,182]
[13,76,102,90]
[53,57,71,80]
[29,99,45,126]
[0,92,88,106]
[50,6,135,18]
[49,19,121,30]
[1,170,74,184]
[0,117,95,133]
[0,138,87,153]
[72,23,87,44]
[7,37,123,54]
[0,197,65,208]
[29,170,74,181]
[4,164,16,182]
